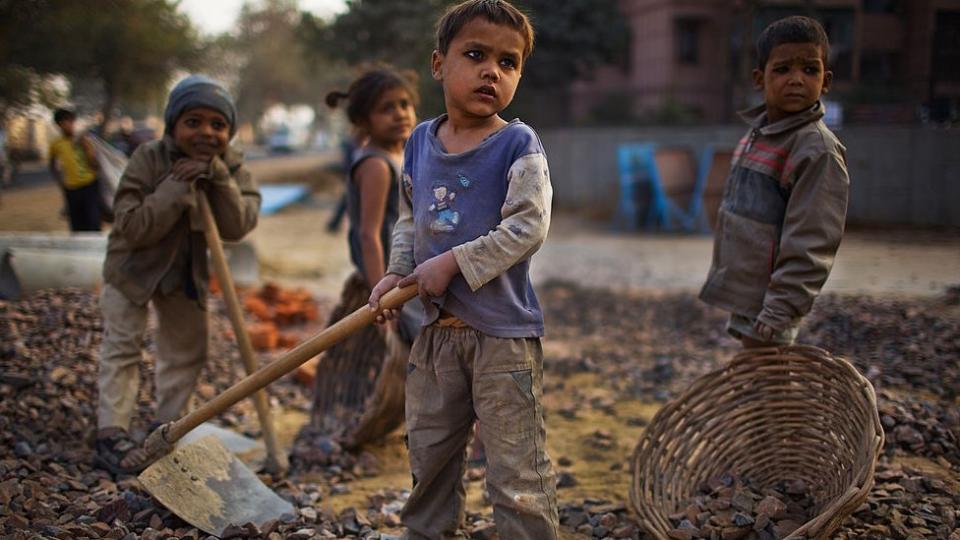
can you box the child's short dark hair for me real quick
[756,15,830,69]
[325,66,420,126]
[53,108,76,125]
[436,0,535,62]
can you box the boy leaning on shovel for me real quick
[95,75,260,475]
[699,16,850,349]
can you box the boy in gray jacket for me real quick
[700,16,849,348]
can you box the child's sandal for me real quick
[94,429,151,476]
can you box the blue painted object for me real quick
[259,184,310,215]
[615,143,662,231]
[615,143,721,233]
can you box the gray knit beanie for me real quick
[164,75,237,137]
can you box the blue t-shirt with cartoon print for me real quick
[401,116,548,338]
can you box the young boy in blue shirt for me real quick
[369,1,558,537]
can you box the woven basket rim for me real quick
[630,345,884,540]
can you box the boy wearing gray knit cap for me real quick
[95,75,260,475]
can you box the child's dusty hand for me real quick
[203,156,232,189]
[369,273,403,324]
[172,158,209,184]
[398,251,459,305]
[753,320,776,342]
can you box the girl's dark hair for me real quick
[325,66,420,125]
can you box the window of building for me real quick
[932,10,960,83]
[863,0,902,14]
[674,18,701,65]
[860,52,900,83]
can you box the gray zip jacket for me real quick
[699,101,849,331]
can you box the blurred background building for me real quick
[571,0,960,125]
[1,0,956,227]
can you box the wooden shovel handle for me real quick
[196,191,288,472]
[161,282,418,444]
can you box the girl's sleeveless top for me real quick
[346,146,400,274]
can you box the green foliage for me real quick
[299,0,447,116]
[301,0,630,124]
[304,0,444,70]
[229,0,315,124]
[0,65,68,119]
[1,0,201,127]
[516,0,629,87]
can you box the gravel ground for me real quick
[1,281,958,539]
[2,164,958,538]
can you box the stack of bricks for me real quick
[241,282,320,351]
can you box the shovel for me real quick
[138,281,417,536]
[196,190,287,474]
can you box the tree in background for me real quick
[1,0,201,130]
[299,0,446,116]
[512,0,629,126]
[300,0,629,125]
[0,2,68,120]
[229,0,315,129]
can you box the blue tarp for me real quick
[259,184,311,215]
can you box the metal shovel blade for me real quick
[138,435,294,536]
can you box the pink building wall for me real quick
[570,0,960,125]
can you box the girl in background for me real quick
[302,66,422,449]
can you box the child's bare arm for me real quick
[80,136,99,172]
[204,155,260,241]
[48,155,62,186]
[111,148,198,248]
[355,158,392,288]
[451,153,552,291]
[758,148,849,331]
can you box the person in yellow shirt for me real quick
[48,108,101,231]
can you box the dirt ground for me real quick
[1,156,958,539]
[4,154,957,298]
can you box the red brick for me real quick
[247,322,278,351]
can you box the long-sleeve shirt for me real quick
[103,136,260,306]
[699,101,849,331]
[387,117,552,338]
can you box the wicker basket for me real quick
[309,272,408,449]
[631,345,884,540]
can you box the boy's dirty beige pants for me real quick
[97,284,208,430]
[402,325,559,540]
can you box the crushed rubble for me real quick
[1,283,958,538]
[665,474,815,540]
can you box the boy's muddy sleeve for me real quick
[112,146,195,248]
[386,171,416,276]
[758,148,849,331]
[205,156,261,241]
[452,153,552,291]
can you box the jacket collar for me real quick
[738,100,824,136]
[160,134,244,171]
